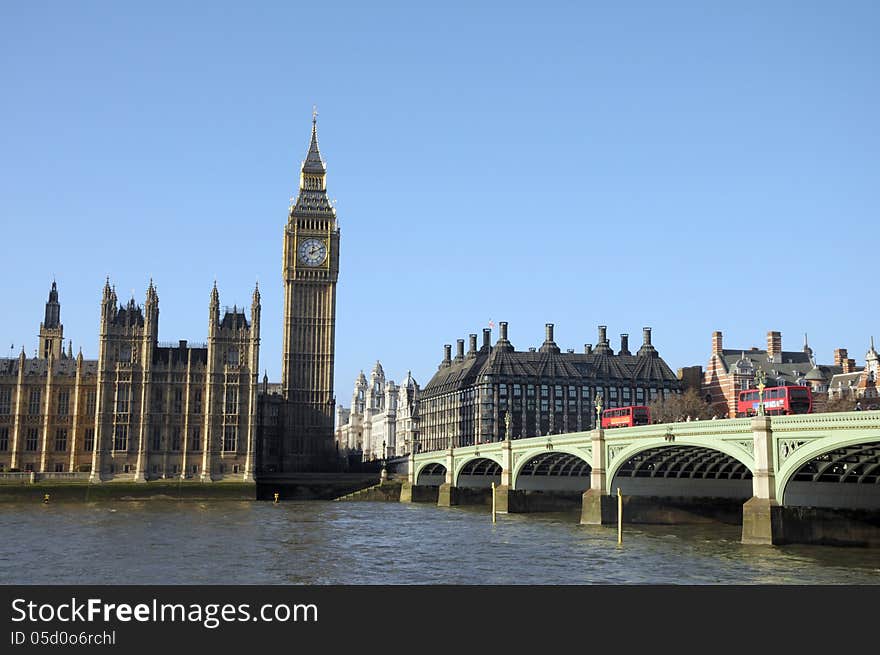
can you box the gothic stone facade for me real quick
[418,322,680,452]
[257,116,341,474]
[0,280,260,481]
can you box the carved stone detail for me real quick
[779,439,810,463]
[735,440,754,456]
[608,445,627,462]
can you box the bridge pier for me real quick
[399,482,439,503]
[437,483,460,506]
[580,489,618,524]
[741,416,785,545]
[580,427,617,524]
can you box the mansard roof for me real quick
[717,348,849,384]
[422,347,679,396]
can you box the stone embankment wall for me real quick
[334,480,402,502]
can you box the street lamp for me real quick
[755,369,767,416]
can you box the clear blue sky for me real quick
[1,1,877,404]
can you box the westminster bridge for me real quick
[400,411,880,546]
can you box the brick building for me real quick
[703,330,854,417]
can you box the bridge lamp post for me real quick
[755,370,767,417]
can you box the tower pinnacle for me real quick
[302,111,326,175]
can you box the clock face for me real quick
[298,238,327,266]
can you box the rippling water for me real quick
[1,500,879,584]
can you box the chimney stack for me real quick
[584,344,593,354]
[767,331,782,362]
[712,331,723,356]
[455,339,465,361]
[468,334,477,356]
[500,322,508,341]
[619,334,630,356]
[540,322,560,353]
[594,325,613,355]
[836,347,857,373]
[643,327,652,346]
[482,328,492,351]
[442,344,452,367]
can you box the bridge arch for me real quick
[777,436,880,509]
[607,440,754,498]
[511,447,592,491]
[414,461,447,486]
[454,456,503,488]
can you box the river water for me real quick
[1,500,879,584]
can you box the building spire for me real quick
[43,280,61,329]
[302,109,326,175]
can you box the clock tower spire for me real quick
[279,113,341,472]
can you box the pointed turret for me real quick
[250,281,261,342]
[209,280,220,328]
[291,112,335,216]
[39,280,64,359]
[44,280,61,328]
[144,279,159,336]
[803,333,813,359]
[302,110,326,174]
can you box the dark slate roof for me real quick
[302,118,326,174]
[152,345,208,366]
[422,345,679,396]
[112,299,145,327]
[806,365,838,382]
[719,349,849,386]
[0,357,98,378]
[220,311,249,331]
[829,372,863,390]
[292,189,335,216]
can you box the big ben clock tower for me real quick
[280,112,340,471]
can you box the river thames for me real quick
[2,500,879,584]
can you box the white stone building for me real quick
[335,362,419,460]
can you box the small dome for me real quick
[735,352,754,374]
[805,366,826,382]
[401,370,418,389]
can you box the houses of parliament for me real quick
[0,117,340,481]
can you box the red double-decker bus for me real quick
[736,385,812,417]
[601,405,651,429]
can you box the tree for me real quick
[824,395,858,413]
[649,388,716,424]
